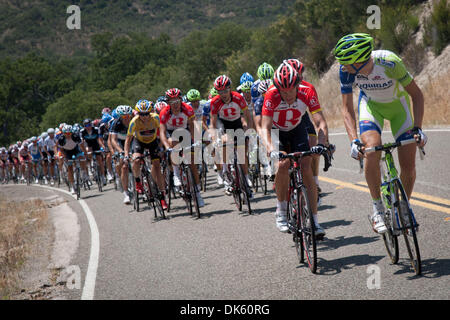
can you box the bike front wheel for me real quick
[299,185,317,274]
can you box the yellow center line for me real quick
[319,176,450,215]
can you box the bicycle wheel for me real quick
[382,208,399,264]
[187,166,200,219]
[237,164,252,214]
[149,172,166,219]
[288,186,304,264]
[394,180,421,275]
[381,181,399,264]
[130,172,139,212]
[181,167,193,215]
[201,162,207,192]
[75,168,81,200]
[229,167,242,212]
[96,164,103,192]
[299,185,317,273]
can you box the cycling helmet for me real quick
[47,128,55,134]
[93,119,101,127]
[83,119,92,127]
[283,58,305,75]
[116,105,133,116]
[62,125,72,134]
[240,72,254,85]
[257,62,275,80]
[111,108,119,119]
[334,33,374,65]
[165,88,182,100]
[209,87,218,97]
[186,89,201,102]
[258,79,273,94]
[101,113,113,124]
[101,107,111,115]
[156,96,167,103]
[155,101,168,114]
[240,81,253,93]
[30,136,37,142]
[41,133,48,140]
[273,63,300,91]
[214,75,231,91]
[134,100,153,113]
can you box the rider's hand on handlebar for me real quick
[350,139,364,160]
[411,127,427,147]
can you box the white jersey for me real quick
[44,136,56,151]
[28,143,41,156]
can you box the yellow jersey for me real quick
[127,113,160,144]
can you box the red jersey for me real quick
[262,80,322,131]
[210,91,247,122]
[159,102,195,131]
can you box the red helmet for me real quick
[102,107,111,115]
[283,58,304,75]
[93,119,101,127]
[213,75,231,91]
[273,64,300,91]
[165,88,182,99]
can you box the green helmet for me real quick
[186,89,201,102]
[334,33,374,65]
[257,62,274,80]
[209,87,218,97]
[240,81,253,93]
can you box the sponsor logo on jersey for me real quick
[359,80,393,90]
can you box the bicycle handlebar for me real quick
[363,138,425,160]
[270,145,334,172]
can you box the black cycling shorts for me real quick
[278,120,310,153]
[131,139,160,161]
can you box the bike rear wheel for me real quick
[187,166,200,219]
[299,185,317,273]
[394,180,421,275]
[237,164,252,214]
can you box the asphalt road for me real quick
[5,129,450,300]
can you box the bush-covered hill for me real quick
[1,0,449,146]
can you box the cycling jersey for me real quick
[339,50,413,103]
[159,103,194,131]
[262,81,322,132]
[80,127,100,147]
[339,50,415,141]
[210,91,247,122]
[251,79,261,105]
[110,118,129,141]
[201,100,211,126]
[44,136,56,152]
[127,113,160,144]
[57,133,82,151]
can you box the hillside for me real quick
[0,0,291,58]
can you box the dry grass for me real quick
[0,197,48,299]
[421,71,450,126]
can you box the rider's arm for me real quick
[159,123,171,150]
[261,115,274,154]
[341,92,359,142]
[124,135,132,156]
[404,80,424,129]
[241,108,250,131]
[111,134,123,153]
[311,111,329,147]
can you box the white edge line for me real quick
[4,184,99,300]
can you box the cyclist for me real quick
[159,88,205,207]
[261,63,331,235]
[18,142,32,182]
[44,128,57,185]
[56,125,89,194]
[334,33,426,234]
[99,113,115,182]
[283,58,323,204]
[124,100,168,210]
[186,89,209,134]
[210,75,253,195]
[251,62,275,106]
[81,118,107,186]
[0,147,8,182]
[28,136,44,184]
[110,105,134,204]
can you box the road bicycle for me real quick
[364,139,424,275]
[133,152,166,219]
[272,147,332,274]
[222,140,253,215]
[168,142,202,218]
[66,155,86,200]
[88,150,105,192]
